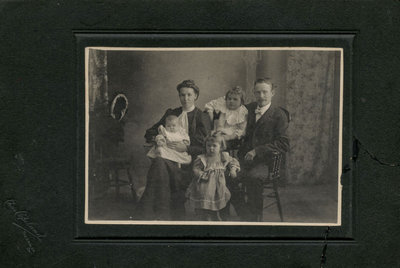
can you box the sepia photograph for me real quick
[85,47,343,225]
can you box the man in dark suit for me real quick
[238,78,290,221]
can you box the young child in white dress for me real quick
[186,132,240,221]
[204,86,248,150]
[146,115,192,166]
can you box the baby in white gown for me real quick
[147,115,192,166]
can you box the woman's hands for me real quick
[167,141,188,152]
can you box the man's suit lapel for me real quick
[254,103,275,131]
[248,104,257,127]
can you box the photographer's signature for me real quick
[4,199,46,254]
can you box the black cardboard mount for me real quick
[1,2,399,267]
[76,32,354,241]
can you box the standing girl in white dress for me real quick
[186,132,240,221]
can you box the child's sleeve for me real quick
[233,106,248,139]
[158,125,167,136]
[204,96,225,112]
[228,156,240,172]
[204,99,217,112]
[192,156,205,178]
[234,120,247,139]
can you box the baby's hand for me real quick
[154,147,162,156]
[155,135,166,146]
[230,169,237,179]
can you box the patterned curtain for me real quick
[241,50,258,103]
[88,49,121,159]
[285,51,339,185]
[88,49,108,113]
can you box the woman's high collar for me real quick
[182,105,195,113]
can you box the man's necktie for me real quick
[255,107,263,122]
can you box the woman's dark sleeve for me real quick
[187,111,212,156]
[144,109,172,143]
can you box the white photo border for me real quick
[84,47,344,226]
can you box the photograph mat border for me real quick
[84,47,343,226]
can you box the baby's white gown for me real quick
[146,126,192,164]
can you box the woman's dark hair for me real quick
[176,79,200,99]
[225,86,245,105]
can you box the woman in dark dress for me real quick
[140,80,211,220]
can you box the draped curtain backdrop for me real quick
[255,50,340,185]
[285,51,339,185]
[88,49,108,113]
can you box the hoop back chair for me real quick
[90,94,136,202]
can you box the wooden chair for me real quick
[95,156,136,202]
[261,151,284,221]
[260,107,290,222]
[91,137,136,202]
[90,94,136,202]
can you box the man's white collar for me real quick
[256,102,271,112]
